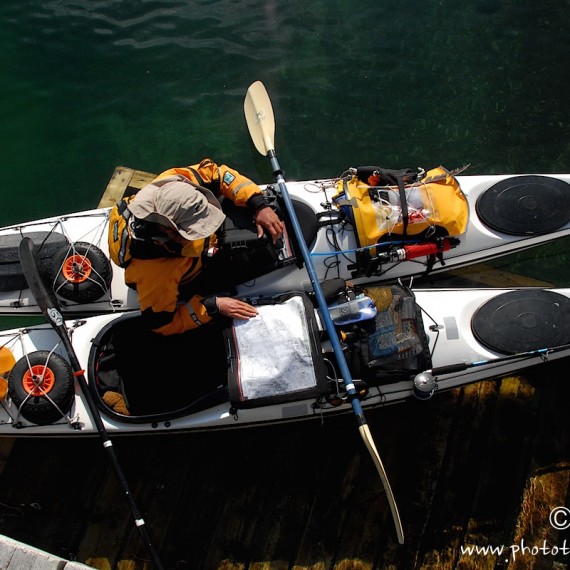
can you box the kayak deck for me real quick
[100,167,570,296]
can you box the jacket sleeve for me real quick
[155,158,266,210]
[125,257,213,336]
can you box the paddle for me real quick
[244,81,405,544]
[428,342,570,377]
[18,237,164,569]
[413,341,570,398]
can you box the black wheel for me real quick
[49,242,112,303]
[0,232,70,293]
[0,231,69,264]
[8,351,75,425]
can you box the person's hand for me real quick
[254,206,284,243]
[216,297,258,320]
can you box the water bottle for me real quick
[328,295,377,326]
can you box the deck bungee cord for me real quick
[7,212,116,310]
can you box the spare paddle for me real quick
[18,237,164,569]
[413,341,570,399]
[244,81,404,544]
[424,341,570,378]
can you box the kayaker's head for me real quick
[128,177,226,243]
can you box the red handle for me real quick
[403,240,452,260]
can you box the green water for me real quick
[2,1,569,221]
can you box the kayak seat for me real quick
[288,198,320,250]
[471,289,570,354]
[476,175,570,235]
[281,198,320,271]
[93,314,229,419]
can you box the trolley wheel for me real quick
[50,242,112,303]
[8,351,75,425]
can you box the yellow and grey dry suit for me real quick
[124,158,269,336]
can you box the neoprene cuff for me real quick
[247,194,268,213]
[202,296,219,316]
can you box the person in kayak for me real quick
[121,158,284,336]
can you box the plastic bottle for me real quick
[328,295,377,326]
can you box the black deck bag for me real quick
[225,292,328,409]
[360,284,432,382]
[217,188,320,272]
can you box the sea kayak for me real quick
[0,169,569,314]
[1,280,569,436]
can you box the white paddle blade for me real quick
[359,424,405,544]
[244,80,276,156]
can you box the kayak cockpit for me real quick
[91,314,230,422]
[89,284,433,423]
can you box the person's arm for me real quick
[126,257,258,336]
[157,158,263,207]
[157,159,284,241]
[126,257,213,336]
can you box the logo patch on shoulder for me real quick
[223,172,236,186]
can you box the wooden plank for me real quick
[375,392,459,569]
[97,167,155,209]
[128,170,156,192]
[97,167,135,209]
[412,380,501,568]
[457,376,537,568]
[508,362,570,568]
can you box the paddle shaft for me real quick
[19,238,164,569]
[430,344,565,376]
[267,152,360,397]
[267,150,405,544]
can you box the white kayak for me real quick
[1,282,569,436]
[0,171,569,314]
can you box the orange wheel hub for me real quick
[22,365,55,397]
[62,254,92,284]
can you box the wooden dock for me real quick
[0,168,567,569]
[0,367,567,569]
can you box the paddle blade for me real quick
[359,424,405,544]
[244,80,276,156]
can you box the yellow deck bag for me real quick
[333,166,468,248]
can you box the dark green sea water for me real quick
[1,0,569,226]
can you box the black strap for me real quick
[397,177,408,237]
[188,166,206,188]
[117,198,131,219]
